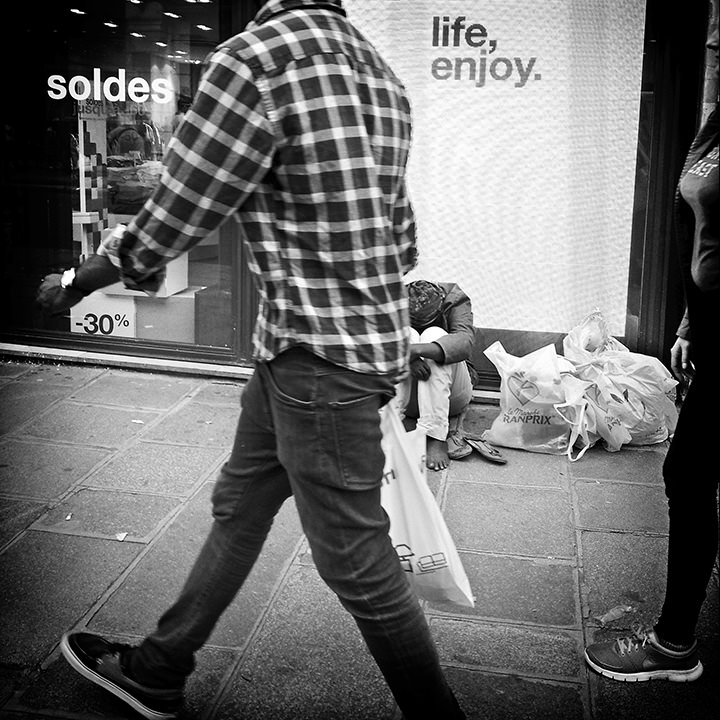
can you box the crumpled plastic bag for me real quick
[563,311,678,451]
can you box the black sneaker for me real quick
[60,632,183,719]
[585,625,703,682]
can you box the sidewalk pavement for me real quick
[0,357,717,720]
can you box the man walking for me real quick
[37,2,466,718]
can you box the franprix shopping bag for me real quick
[483,341,592,456]
[379,404,474,608]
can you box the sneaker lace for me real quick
[615,622,652,656]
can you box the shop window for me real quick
[1,1,236,352]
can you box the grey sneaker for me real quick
[585,625,703,682]
[60,632,183,719]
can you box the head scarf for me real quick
[407,280,445,328]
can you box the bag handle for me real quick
[555,401,591,462]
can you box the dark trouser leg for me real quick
[655,365,720,646]
[264,349,465,719]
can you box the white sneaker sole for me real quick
[60,633,178,720]
[585,651,704,682]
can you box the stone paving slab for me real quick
[69,370,199,410]
[0,498,48,549]
[31,487,181,542]
[191,381,244,407]
[19,402,160,449]
[0,532,140,666]
[574,480,669,533]
[431,552,579,627]
[141,403,239,448]
[445,667,587,720]
[580,531,668,626]
[83,441,226,495]
[431,616,583,679]
[0,383,74,435]
[0,439,110,499]
[449,447,567,487]
[445,482,576,558]
[568,444,667,484]
[0,361,105,387]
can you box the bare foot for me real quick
[426,437,449,471]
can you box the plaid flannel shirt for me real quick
[100,0,417,378]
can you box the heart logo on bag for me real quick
[507,374,540,406]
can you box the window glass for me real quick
[1,1,234,349]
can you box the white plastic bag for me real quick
[482,341,592,456]
[563,311,678,450]
[380,404,474,608]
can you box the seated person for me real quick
[396,280,477,471]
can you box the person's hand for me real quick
[669,336,693,386]
[410,357,431,381]
[36,274,86,315]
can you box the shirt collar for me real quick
[251,0,345,28]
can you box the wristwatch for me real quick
[60,268,77,290]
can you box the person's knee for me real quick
[418,326,446,343]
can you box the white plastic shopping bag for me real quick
[379,404,474,608]
[563,311,678,450]
[482,341,592,456]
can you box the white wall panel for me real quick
[345,0,647,335]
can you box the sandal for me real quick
[447,432,472,460]
[465,437,507,464]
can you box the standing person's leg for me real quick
[655,363,719,646]
[584,363,716,682]
[61,367,293,715]
[263,348,465,720]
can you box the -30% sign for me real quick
[70,295,136,338]
[76,312,130,335]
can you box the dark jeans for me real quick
[128,348,464,719]
[656,360,720,646]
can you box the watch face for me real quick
[61,268,76,289]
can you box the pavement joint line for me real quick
[577,527,670,538]
[428,613,585,633]
[439,661,587,685]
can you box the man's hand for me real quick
[36,253,121,316]
[36,274,86,315]
[670,336,693,386]
[409,357,431,381]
